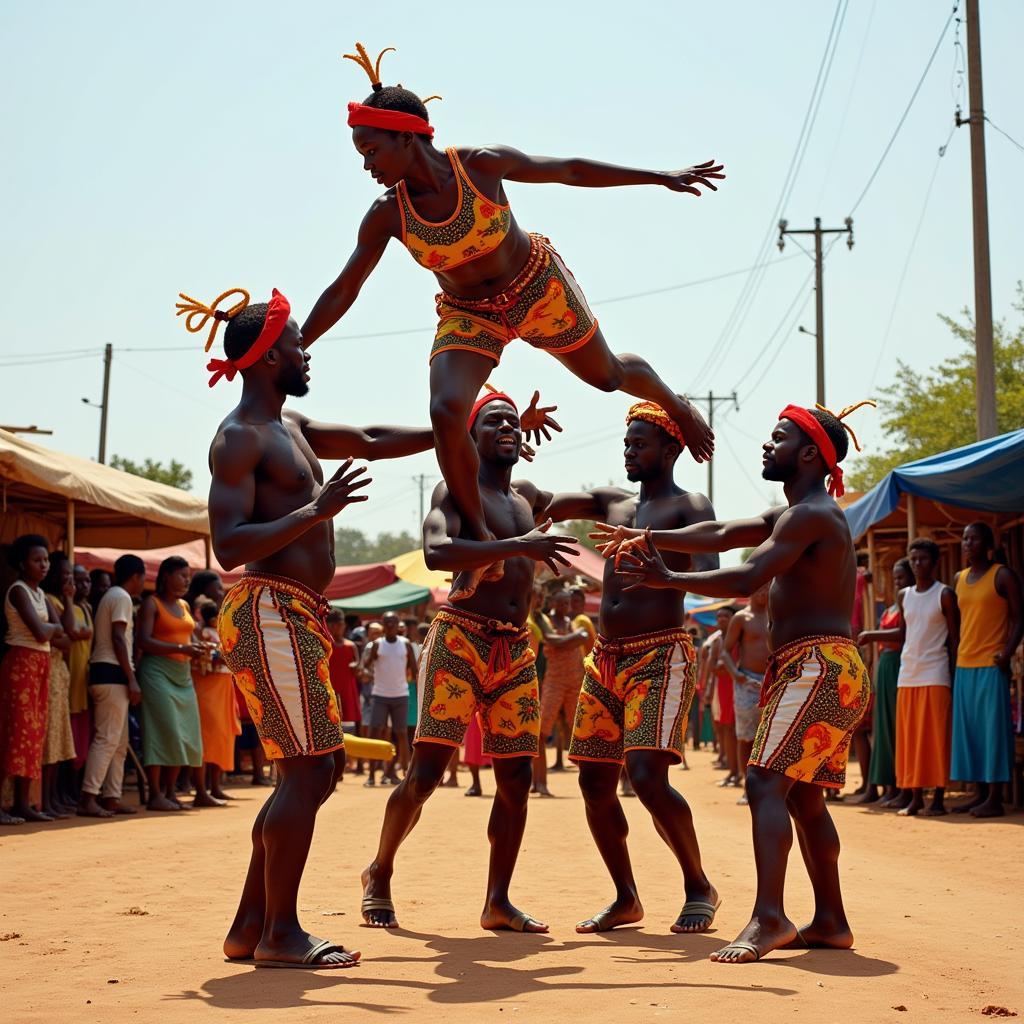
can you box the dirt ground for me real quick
[2,749,1021,1023]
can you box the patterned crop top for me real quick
[395,148,512,272]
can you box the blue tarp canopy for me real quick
[843,429,1024,541]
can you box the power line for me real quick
[847,3,958,216]
[985,115,1024,155]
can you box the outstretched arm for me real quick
[423,483,578,573]
[615,505,821,598]
[300,198,394,347]
[209,424,370,569]
[513,481,626,527]
[475,147,724,195]
[289,412,434,462]
[592,507,782,560]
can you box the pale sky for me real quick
[3,1,1022,554]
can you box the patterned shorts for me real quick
[431,233,598,364]
[219,572,344,761]
[750,636,869,789]
[415,606,540,758]
[569,627,696,766]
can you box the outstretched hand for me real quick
[519,390,563,447]
[589,523,648,565]
[518,518,579,574]
[314,458,372,519]
[614,537,678,591]
[664,159,726,196]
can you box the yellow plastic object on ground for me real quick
[343,734,396,760]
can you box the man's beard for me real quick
[279,367,309,398]
[761,461,788,482]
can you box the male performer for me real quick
[519,401,720,934]
[183,285,443,969]
[302,43,724,599]
[720,584,770,803]
[596,401,873,963]
[360,390,578,932]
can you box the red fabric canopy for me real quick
[74,540,396,599]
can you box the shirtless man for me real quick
[360,389,578,933]
[720,585,770,803]
[521,401,720,934]
[196,287,443,969]
[597,402,872,963]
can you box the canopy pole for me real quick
[866,528,878,630]
[204,535,212,570]
[906,493,917,540]
[66,499,75,558]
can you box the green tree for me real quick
[333,527,419,564]
[846,287,1024,493]
[110,455,193,491]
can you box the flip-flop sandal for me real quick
[576,909,619,933]
[361,896,398,927]
[672,896,722,933]
[255,940,360,970]
[712,940,760,962]
[506,912,545,933]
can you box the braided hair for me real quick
[223,303,270,362]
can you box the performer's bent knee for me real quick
[494,757,533,801]
[429,390,472,426]
[577,763,619,804]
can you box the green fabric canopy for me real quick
[330,578,430,613]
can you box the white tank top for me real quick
[898,581,950,688]
[371,636,411,698]
[4,581,51,652]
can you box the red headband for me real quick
[468,391,517,430]
[346,102,434,138]
[778,404,845,497]
[206,289,292,388]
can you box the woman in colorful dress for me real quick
[951,522,1023,818]
[0,535,66,824]
[858,557,915,806]
[40,551,81,818]
[193,600,240,802]
[137,556,208,811]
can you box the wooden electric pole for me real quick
[699,391,738,505]
[960,0,997,439]
[81,343,113,463]
[777,217,854,407]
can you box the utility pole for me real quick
[698,391,738,505]
[412,473,438,526]
[82,344,113,463]
[777,216,854,407]
[958,0,996,439]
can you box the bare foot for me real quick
[849,789,880,805]
[576,894,644,933]
[443,774,460,789]
[224,912,265,961]
[192,793,228,808]
[669,394,715,464]
[100,798,137,815]
[77,795,114,819]
[533,784,554,798]
[710,916,798,963]
[784,920,854,950]
[920,804,948,817]
[360,866,398,928]
[0,810,26,825]
[16,806,55,823]
[970,799,1005,818]
[147,795,182,812]
[952,794,986,814]
[481,900,549,933]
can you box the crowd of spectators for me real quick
[2,525,1020,825]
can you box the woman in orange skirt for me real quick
[193,602,240,802]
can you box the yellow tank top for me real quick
[396,148,511,272]
[955,564,1009,668]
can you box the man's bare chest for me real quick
[257,427,323,499]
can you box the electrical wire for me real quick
[985,116,1024,155]
[847,3,958,216]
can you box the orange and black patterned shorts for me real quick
[430,233,599,364]
[750,636,869,789]
[569,627,696,766]
[415,606,540,758]
[219,572,344,761]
